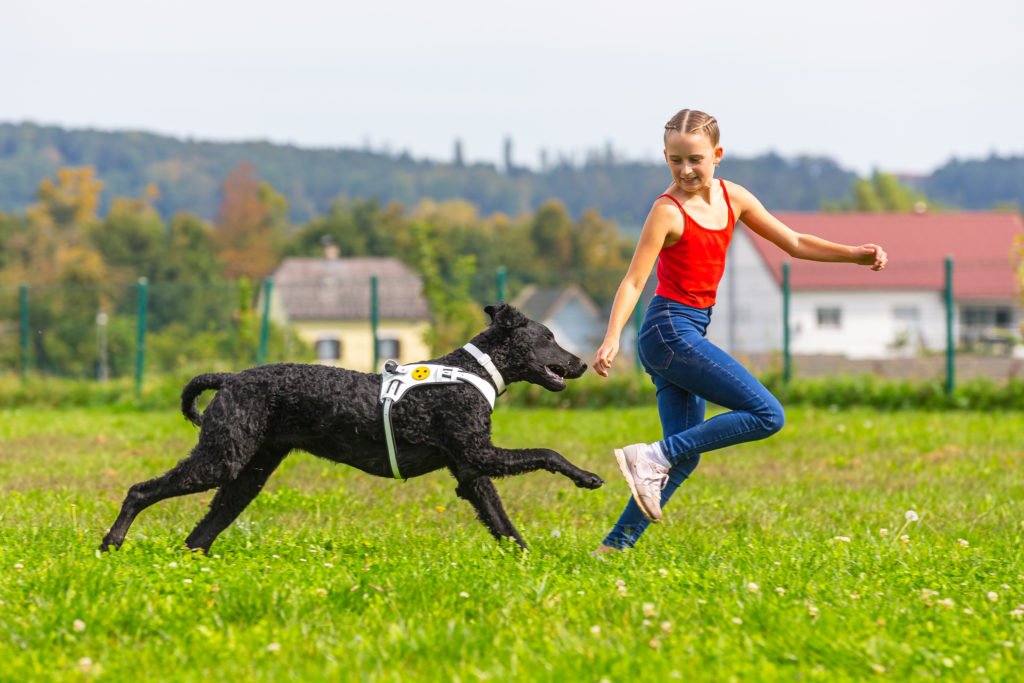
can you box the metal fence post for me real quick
[945,256,955,394]
[370,275,380,370]
[19,283,29,379]
[135,277,148,398]
[782,262,791,383]
[497,267,507,302]
[258,278,273,365]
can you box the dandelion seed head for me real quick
[905,510,919,522]
[550,529,561,538]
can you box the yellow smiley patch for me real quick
[411,366,431,380]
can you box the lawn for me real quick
[1,405,1022,681]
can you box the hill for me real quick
[1,123,1020,225]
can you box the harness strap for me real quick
[462,343,506,395]
[378,353,504,480]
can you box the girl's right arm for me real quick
[593,202,679,377]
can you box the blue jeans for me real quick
[602,296,785,549]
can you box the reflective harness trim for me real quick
[378,345,504,479]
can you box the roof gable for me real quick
[744,212,1024,299]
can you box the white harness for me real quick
[378,343,506,479]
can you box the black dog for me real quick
[100,303,603,553]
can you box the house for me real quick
[265,250,432,371]
[512,285,605,357]
[708,211,1024,359]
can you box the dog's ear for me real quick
[484,302,528,329]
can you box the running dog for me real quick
[99,303,603,552]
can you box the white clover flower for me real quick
[642,602,657,617]
[167,562,178,568]
[936,598,955,610]
[590,625,601,635]
[267,642,281,652]
[183,579,192,584]
[833,536,851,543]
[315,588,327,597]
[660,621,672,632]
[747,582,760,593]
[658,568,669,577]
[807,604,819,617]
[905,510,919,522]
[900,535,910,543]
[775,587,786,595]
[731,617,743,625]
[78,657,93,672]
[73,619,86,633]
[957,539,969,548]
[987,592,999,602]
[459,591,469,598]
[879,528,889,537]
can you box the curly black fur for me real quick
[99,303,604,553]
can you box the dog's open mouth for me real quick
[544,364,570,388]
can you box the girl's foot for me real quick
[589,544,620,556]
[614,443,669,522]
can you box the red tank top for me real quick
[654,179,735,308]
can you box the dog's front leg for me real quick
[454,474,527,549]
[469,446,605,490]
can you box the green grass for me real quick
[1,405,1022,681]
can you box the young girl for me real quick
[592,109,887,553]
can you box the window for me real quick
[893,306,920,322]
[315,337,341,361]
[816,307,841,329]
[376,338,400,359]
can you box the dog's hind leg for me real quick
[183,446,289,553]
[99,428,264,551]
[454,475,527,549]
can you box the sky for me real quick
[3,0,1023,176]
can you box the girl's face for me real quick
[664,131,723,193]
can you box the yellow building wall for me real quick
[291,319,432,372]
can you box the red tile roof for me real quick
[743,212,1024,300]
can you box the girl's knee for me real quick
[757,397,785,436]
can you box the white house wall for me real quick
[709,230,784,354]
[789,290,949,359]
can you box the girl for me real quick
[592,109,887,553]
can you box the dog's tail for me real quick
[181,373,233,426]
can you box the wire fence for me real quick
[1,258,1022,394]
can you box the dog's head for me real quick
[474,302,587,392]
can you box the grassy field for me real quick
[1,404,1022,681]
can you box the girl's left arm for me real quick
[728,182,888,271]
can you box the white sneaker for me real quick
[614,443,669,523]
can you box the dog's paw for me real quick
[575,471,605,489]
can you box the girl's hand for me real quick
[855,243,888,271]
[593,339,619,377]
